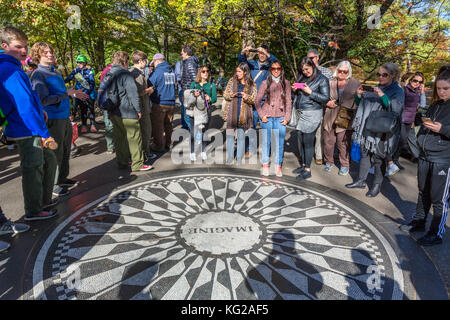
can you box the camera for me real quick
[249,49,258,53]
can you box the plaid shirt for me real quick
[318,65,333,81]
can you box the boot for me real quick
[345,179,367,189]
[366,183,381,197]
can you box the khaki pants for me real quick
[111,115,144,171]
[151,104,174,151]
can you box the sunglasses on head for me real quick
[338,69,349,74]
[411,79,423,84]
[377,72,390,78]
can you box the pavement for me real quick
[0,98,448,300]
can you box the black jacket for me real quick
[294,73,330,111]
[417,99,450,164]
[181,55,199,91]
[108,65,141,119]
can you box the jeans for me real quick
[179,90,191,130]
[297,128,318,168]
[189,116,209,154]
[227,127,254,162]
[260,117,286,165]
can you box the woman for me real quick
[223,62,257,164]
[292,57,330,180]
[400,66,450,246]
[323,61,360,176]
[386,71,426,175]
[255,61,291,177]
[346,63,404,197]
[188,66,217,161]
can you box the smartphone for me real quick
[293,83,306,89]
[362,85,374,92]
[422,117,433,123]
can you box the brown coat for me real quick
[223,77,257,131]
[255,79,292,123]
[323,77,360,132]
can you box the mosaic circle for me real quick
[31,173,404,300]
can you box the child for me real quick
[400,66,450,246]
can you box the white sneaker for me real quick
[7,144,15,150]
[386,163,400,176]
[201,152,207,160]
[190,153,197,161]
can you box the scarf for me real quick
[230,77,253,130]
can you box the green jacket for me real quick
[190,81,217,104]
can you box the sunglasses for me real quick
[377,72,390,78]
[201,70,209,73]
[271,67,282,71]
[338,69,349,74]
[411,79,423,84]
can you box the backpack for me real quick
[97,70,126,111]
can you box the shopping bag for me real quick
[72,122,79,143]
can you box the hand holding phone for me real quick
[293,83,306,89]
[362,85,374,92]
[422,117,433,124]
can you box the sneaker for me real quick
[90,125,97,133]
[394,160,404,170]
[0,220,30,235]
[24,209,58,221]
[417,232,443,246]
[201,152,207,161]
[292,166,305,174]
[226,158,234,165]
[80,125,88,133]
[399,219,426,233]
[43,198,59,211]
[190,153,197,161]
[0,241,10,253]
[52,186,70,197]
[386,163,400,176]
[59,179,78,189]
[275,165,283,177]
[339,167,349,176]
[324,163,333,172]
[262,164,270,176]
[106,150,114,154]
[139,164,153,171]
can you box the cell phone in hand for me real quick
[422,117,433,123]
[293,83,306,89]
[362,85,374,92]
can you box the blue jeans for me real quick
[179,90,191,130]
[261,117,286,165]
[227,127,254,162]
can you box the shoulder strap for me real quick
[253,70,264,82]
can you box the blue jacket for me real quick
[238,53,278,90]
[30,64,70,119]
[0,53,50,139]
[149,61,176,106]
[65,67,96,100]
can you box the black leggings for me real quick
[75,99,95,126]
[297,128,318,168]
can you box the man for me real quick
[180,45,199,131]
[65,54,97,133]
[307,49,332,165]
[0,26,58,222]
[30,42,88,197]
[99,63,115,153]
[130,50,156,161]
[106,51,152,172]
[149,53,177,152]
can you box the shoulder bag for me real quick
[364,101,399,135]
[334,79,355,129]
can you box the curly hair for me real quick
[30,42,54,65]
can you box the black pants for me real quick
[389,122,413,162]
[297,128,318,168]
[413,159,450,238]
[359,150,385,185]
[75,99,95,126]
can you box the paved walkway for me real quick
[0,100,448,300]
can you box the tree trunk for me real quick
[241,12,256,59]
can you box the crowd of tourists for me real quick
[0,26,449,254]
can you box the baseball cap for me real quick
[151,53,165,65]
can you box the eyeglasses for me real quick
[338,69,349,74]
[411,79,423,84]
[271,67,282,71]
[377,72,390,78]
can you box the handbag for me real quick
[364,102,399,135]
[71,122,79,143]
[287,96,299,128]
[350,141,361,162]
[333,79,354,129]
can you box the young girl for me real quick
[223,63,257,164]
[187,66,217,161]
[255,61,291,177]
[400,66,450,246]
